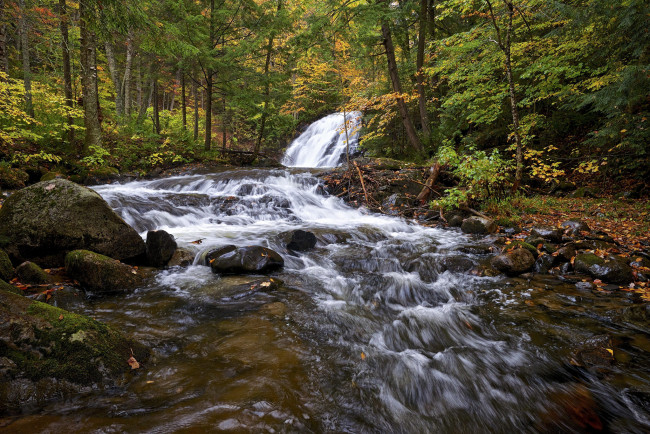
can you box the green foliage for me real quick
[432,144,511,210]
[80,146,111,169]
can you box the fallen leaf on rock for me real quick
[361,352,366,360]
[260,281,271,287]
[45,183,56,191]
[127,356,140,370]
[58,314,63,321]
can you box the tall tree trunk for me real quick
[416,0,431,142]
[104,41,124,118]
[59,0,74,144]
[169,70,178,112]
[153,79,160,134]
[487,0,523,189]
[381,21,423,153]
[0,0,7,74]
[181,71,186,130]
[122,30,134,117]
[18,0,33,117]
[137,59,143,111]
[137,78,152,124]
[254,0,282,156]
[204,73,212,150]
[193,79,198,140]
[222,97,226,151]
[79,0,101,153]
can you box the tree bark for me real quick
[79,0,101,153]
[18,0,34,117]
[137,78,152,125]
[254,0,282,156]
[0,0,7,75]
[204,72,212,150]
[416,0,431,141]
[181,71,186,130]
[153,79,160,134]
[193,79,198,140]
[381,21,423,153]
[59,0,74,144]
[416,162,442,202]
[104,41,124,118]
[122,30,134,117]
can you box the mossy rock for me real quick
[0,249,14,281]
[0,290,149,412]
[85,166,119,184]
[0,179,145,267]
[0,279,21,295]
[0,165,29,189]
[65,250,144,293]
[39,172,66,182]
[15,261,50,285]
[506,241,538,258]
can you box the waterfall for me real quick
[282,112,362,168]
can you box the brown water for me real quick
[2,169,649,433]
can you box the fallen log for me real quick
[416,162,443,203]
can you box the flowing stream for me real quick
[6,116,650,432]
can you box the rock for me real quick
[204,245,237,265]
[524,236,545,247]
[550,180,576,193]
[287,230,317,252]
[575,281,595,292]
[458,244,493,255]
[503,226,522,235]
[0,290,149,413]
[573,239,616,251]
[461,216,497,235]
[210,246,284,275]
[560,219,590,236]
[448,215,464,227]
[557,245,576,262]
[0,249,14,281]
[574,335,615,370]
[574,253,633,284]
[438,256,475,273]
[65,250,144,293]
[215,277,283,302]
[534,254,557,274]
[167,248,195,267]
[0,279,22,295]
[530,226,563,243]
[0,179,146,267]
[40,172,66,182]
[507,240,538,258]
[382,194,409,216]
[15,261,50,285]
[568,187,597,198]
[491,248,535,276]
[146,230,177,267]
[84,166,119,185]
[0,165,29,189]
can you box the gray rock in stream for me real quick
[210,246,284,275]
[65,250,145,293]
[461,216,497,234]
[491,248,535,276]
[146,230,177,267]
[0,179,146,267]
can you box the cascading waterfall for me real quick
[282,111,362,168]
[15,114,650,432]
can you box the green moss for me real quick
[508,240,538,258]
[40,172,65,182]
[0,249,13,281]
[0,279,21,295]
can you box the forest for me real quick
[0,0,647,199]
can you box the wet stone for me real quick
[530,226,563,243]
[461,216,497,234]
[560,219,590,236]
[146,230,178,268]
[15,261,50,285]
[286,230,317,252]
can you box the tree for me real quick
[18,0,34,117]
[79,0,102,152]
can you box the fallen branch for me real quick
[460,205,490,220]
[416,163,443,202]
[353,161,370,204]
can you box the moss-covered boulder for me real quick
[39,172,66,182]
[0,279,21,295]
[0,289,149,413]
[0,249,14,281]
[461,216,498,234]
[574,253,633,284]
[15,261,50,285]
[65,250,144,293]
[506,241,538,258]
[0,179,146,267]
[0,165,29,189]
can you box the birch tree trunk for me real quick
[122,31,134,117]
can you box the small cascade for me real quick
[282,111,362,168]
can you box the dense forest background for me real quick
[0,0,648,197]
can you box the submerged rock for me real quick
[461,216,497,234]
[210,246,284,275]
[167,247,195,267]
[0,290,149,413]
[146,230,177,267]
[287,230,317,252]
[491,248,535,276]
[0,179,145,267]
[65,250,144,293]
[15,261,50,285]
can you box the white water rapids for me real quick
[34,114,646,432]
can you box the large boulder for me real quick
[0,179,145,267]
[0,289,149,413]
[287,230,317,252]
[65,250,144,293]
[461,216,497,234]
[529,226,563,243]
[0,249,14,281]
[491,248,535,276]
[210,245,284,275]
[146,230,177,267]
[574,253,633,284]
